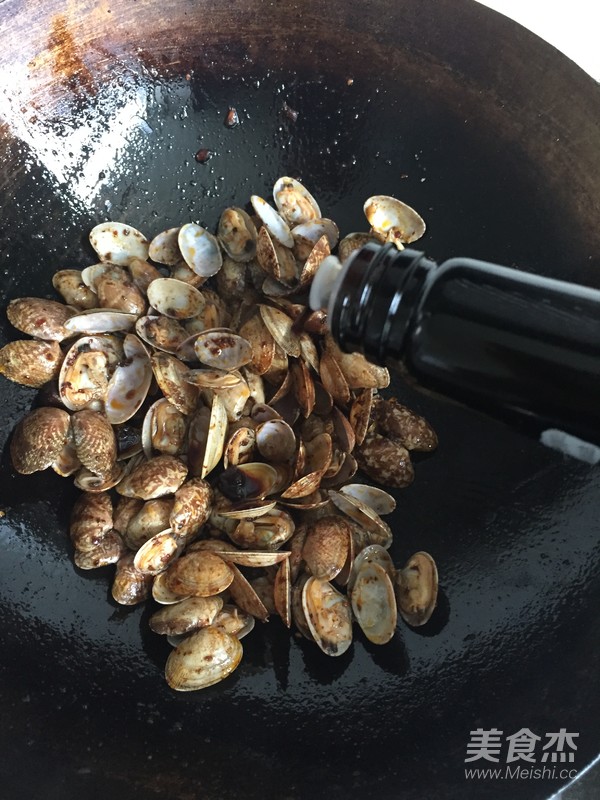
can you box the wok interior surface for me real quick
[1,1,599,797]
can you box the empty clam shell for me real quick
[89,222,149,265]
[259,305,301,357]
[273,177,321,226]
[148,227,182,265]
[147,278,206,320]
[217,207,258,262]
[227,564,269,621]
[395,551,438,626]
[193,330,252,372]
[250,195,294,248]
[105,334,152,424]
[178,223,223,277]
[363,195,426,244]
[351,561,397,645]
[256,226,298,287]
[165,626,243,691]
[302,577,352,657]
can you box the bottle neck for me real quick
[330,243,435,364]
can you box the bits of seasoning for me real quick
[225,107,239,128]
[282,102,299,123]
[195,148,213,164]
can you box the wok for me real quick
[1,0,599,797]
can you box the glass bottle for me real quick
[310,242,600,446]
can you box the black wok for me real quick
[1,0,599,797]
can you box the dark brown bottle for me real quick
[311,242,600,445]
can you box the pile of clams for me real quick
[1,180,439,691]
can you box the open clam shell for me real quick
[89,222,149,265]
[350,561,397,645]
[250,195,294,248]
[302,515,351,581]
[227,564,270,621]
[193,330,253,372]
[141,398,188,458]
[273,177,321,226]
[259,305,301,358]
[302,577,352,657]
[256,419,296,463]
[149,596,223,636]
[187,395,227,479]
[106,334,152,425]
[64,308,138,335]
[363,195,426,245]
[395,551,438,627]
[273,558,292,627]
[217,207,258,262]
[133,529,180,576]
[151,352,198,415]
[178,223,223,278]
[147,278,206,320]
[148,227,182,266]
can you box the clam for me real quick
[363,195,426,245]
[165,627,243,691]
[0,340,63,388]
[292,219,339,260]
[71,409,117,478]
[125,498,174,550]
[164,551,235,597]
[211,550,289,568]
[185,368,242,389]
[215,257,250,300]
[10,407,71,474]
[212,605,255,639]
[70,491,113,551]
[291,574,313,641]
[210,375,251,423]
[178,223,223,277]
[7,297,73,342]
[302,515,351,581]
[273,557,292,627]
[298,235,330,286]
[280,432,332,499]
[224,426,256,468]
[319,349,351,407]
[93,265,147,315]
[291,359,315,418]
[348,544,395,594]
[170,478,213,539]
[229,508,295,550]
[395,551,438,626]
[117,454,188,500]
[356,433,415,489]
[112,496,144,536]
[135,315,190,355]
[350,561,397,645]
[187,395,227,479]
[148,227,182,265]
[105,334,152,424]
[302,577,352,657]
[149,596,223,636]
[152,570,189,605]
[227,564,269,620]
[273,177,321,226]
[250,195,294,248]
[337,232,380,262]
[349,388,373,446]
[146,278,206,320]
[238,313,275,375]
[374,397,438,451]
[133,530,179,575]
[89,221,149,265]
[51,440,82,477]
[324,335,390,390]
[74,462,127,492]
[193,330,252,372]
[59,344,109,411]
[112,553,153,605]
[52,269,97,309]
[258,305,301,357]
[74,531,126,569]
[64,308,138,335]
[256,419,296,463]
[128,257,163,294]
[328,489,392,549]
[151,352,198,415]
[141,398,188,458]
[339,484,396,515]
[217,207,258,262]
[256,226,298,287]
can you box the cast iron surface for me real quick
[0,1,599,797]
